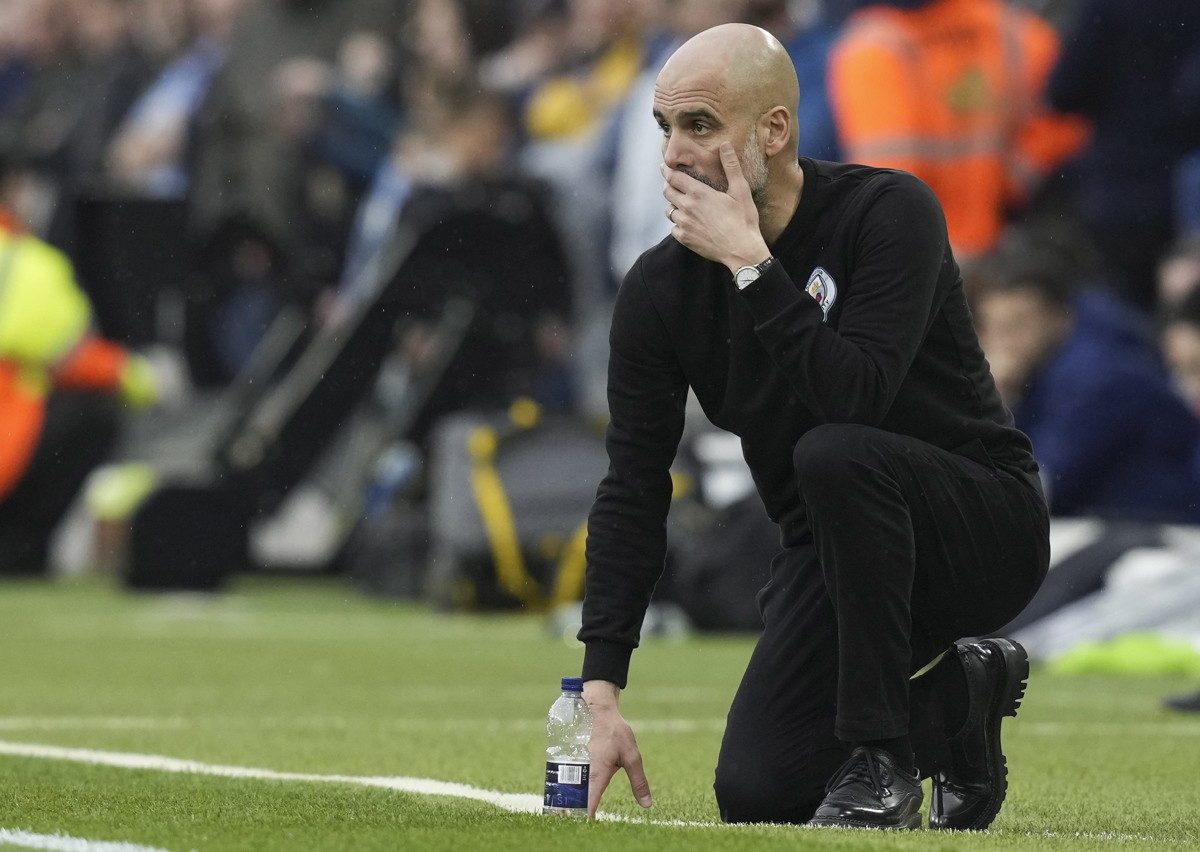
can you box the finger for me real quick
[719,141,749,196]
[660,163,698,199]
[587,759,616,818]
[623,751,653,809]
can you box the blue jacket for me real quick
[1016,288,1200,522]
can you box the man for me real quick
[578,23,1050,830]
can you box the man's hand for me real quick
[661,142,770,274]
[583,680,652,818]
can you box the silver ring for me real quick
[667,204,676,223]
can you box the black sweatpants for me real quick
[713,423,1050,824]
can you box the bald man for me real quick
[576,24,1050,830]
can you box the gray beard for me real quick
[679,134,769,207]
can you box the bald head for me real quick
[658,23,799,142]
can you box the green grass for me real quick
[0,575,1197,851]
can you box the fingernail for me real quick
[638,795,653,808]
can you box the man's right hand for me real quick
[583,679,653,818]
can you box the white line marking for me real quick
[0,741,543,815]
[0,828,171,852]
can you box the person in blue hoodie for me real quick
[971,226,1200,524]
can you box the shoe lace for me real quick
[825,748,890,795]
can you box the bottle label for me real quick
[544,761,589,810]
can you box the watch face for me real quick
[735,267,759,289]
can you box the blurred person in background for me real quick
[1046,0,1200,312]
[105,0,252,199]
[0,0,51,119]
[970,225,1200,523]
[33,0,158,254]
[827,0,1088,263]
[0,0,157,247]
[0,154,160,577]
[325,69,577,444]
[184,0,406,384]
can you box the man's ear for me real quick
[762,105,792,157]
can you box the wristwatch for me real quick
[733,257,776,290]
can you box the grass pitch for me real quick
[0,575,1197,851]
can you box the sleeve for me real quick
[578,261,688,688]
[50,334,129,391]
[740,172,948,424]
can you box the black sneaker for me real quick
[929,638,1028,831]
[809,746,923,830]
[1163,687,1200,713]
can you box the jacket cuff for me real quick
[581,640,635,689]
[738,258,809,324]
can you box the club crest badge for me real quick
[806,267,837,320]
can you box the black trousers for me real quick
[713,423,1050,824]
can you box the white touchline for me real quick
[0,828,171,852]
[0,740,543,815]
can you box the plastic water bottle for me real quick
[543,676,592,817]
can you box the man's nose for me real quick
[662,133,690,170]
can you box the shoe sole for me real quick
[809,813,923,830]
[964,637,1029,831]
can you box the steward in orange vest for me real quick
[0,206,158,575]
[828,0,1089,259]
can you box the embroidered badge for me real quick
[806,267,837,320]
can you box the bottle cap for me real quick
[561,676,584,693]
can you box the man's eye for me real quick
[693,123,709,135]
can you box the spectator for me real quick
[827,0,1088,262]
[1046,0,1200,311]
[188,0,406,301]
[971,226,1200,523]
[0,156,160,577]
[325,76,578,445]
[0,0,159,253]
[105,0,252,198]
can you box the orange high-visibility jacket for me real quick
[828,0,1089,258]
[0,216,130,501]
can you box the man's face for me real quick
[653,76,770,205]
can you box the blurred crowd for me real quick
[3,0,1200,580]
